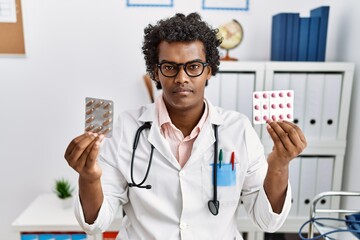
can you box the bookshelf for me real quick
[210,61,355,240]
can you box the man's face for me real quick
[154,41,212,113]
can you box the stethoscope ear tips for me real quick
[208,200,219,216]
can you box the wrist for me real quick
[79,175,101,186]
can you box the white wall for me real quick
[0,0,359,239]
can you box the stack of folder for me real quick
[21,233,87,240]
[271,6,329,62]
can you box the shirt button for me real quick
[180,222,187,230]
[179,171,184,177]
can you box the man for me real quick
[64,12,306,239]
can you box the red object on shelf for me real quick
[103,232,118,240]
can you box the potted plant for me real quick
[54,178,74,209]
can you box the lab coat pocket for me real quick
[202,160,241,207]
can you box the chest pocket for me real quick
[201,150,244,207]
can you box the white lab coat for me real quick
[75,99,291,240]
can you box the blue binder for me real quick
[310,6,330,61]
[271,13,287,61]
[21,234,38,240]
[307,17,320,61]
[71,234,87,240]
[39,234,54,240]
[284,13,294,61]
[284,13,300,61]
[298,17,310,61]
[291,14,300,61]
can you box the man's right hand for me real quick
[64,132,105,182]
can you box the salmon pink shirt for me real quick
[155,94,208,168]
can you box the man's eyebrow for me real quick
[158,58,204,64]
[158,60,177,64]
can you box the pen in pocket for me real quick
[231,152,235,171]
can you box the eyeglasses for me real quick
[157,60,209,78]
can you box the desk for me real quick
[12,194,122,240]
[12,194,266,240]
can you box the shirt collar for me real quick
[138,96,224,127]
[155,94,209,133]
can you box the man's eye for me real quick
[164,65,175,70]
[188,64,200,70]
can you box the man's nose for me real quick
[175,65,189,83]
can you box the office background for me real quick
[0,0,359,239]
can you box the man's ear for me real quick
[153,67,162,89]
[206,65,212,80]
[153,66,160,81]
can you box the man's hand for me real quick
[266,120,307,168]
[64,132,105,182]
[264,120,307,213]
[64,132,105,224]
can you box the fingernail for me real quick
[99,134,105,140]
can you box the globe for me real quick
[217,19,244,61]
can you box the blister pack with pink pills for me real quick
[85,97,114,137]
[252,90,294,124]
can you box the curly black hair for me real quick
[142,12,222,89]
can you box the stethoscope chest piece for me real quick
[208,200,219,216]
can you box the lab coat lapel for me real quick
[186,99,224,167]
[187,120,215,162]
[138,104,181,170]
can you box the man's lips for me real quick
[173,87,193,93]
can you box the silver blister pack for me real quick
[85,97,114,137]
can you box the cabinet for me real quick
[206,61,355,240]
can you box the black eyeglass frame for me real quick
[156,60,209,78]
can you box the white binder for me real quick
[303,74,325,140]
[236,73,255,120]
[220,73,238,110]
[289,157,301,216]
[289,73,307,130]
[315,157,334,211]
[298,157,318,216]
[320,74,342,140]
[205,73,221,106]
[273,73,290,90]
[262,73,291,143]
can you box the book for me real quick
[310,6,330,61]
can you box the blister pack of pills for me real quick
[253,90,294,125]
[85,97,114,137]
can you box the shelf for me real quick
[12,194,122,233]
[219,61,355,73]
[12,194,83,232]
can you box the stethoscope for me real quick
[128,122,220,216]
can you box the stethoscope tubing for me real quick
[128,122,220,215]
[129,122,154,189]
